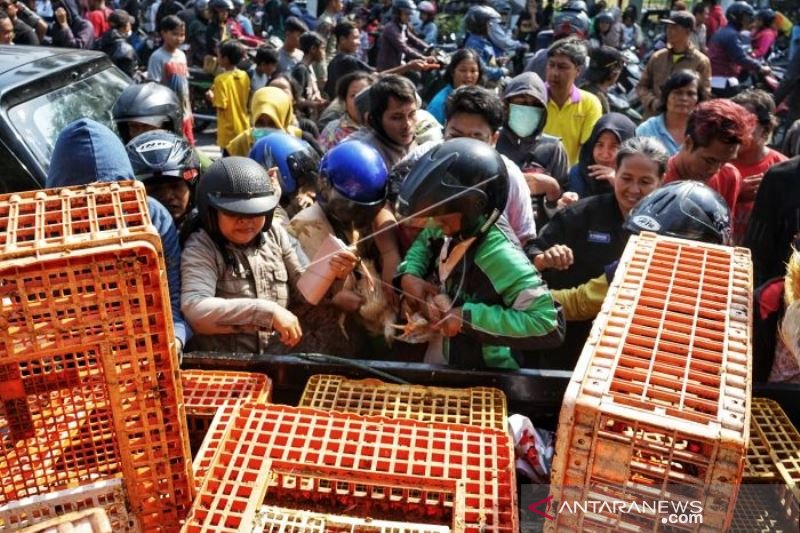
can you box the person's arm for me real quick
[181,232,281,335]
[503,158,538,244]
[209,75,227,109]
[458,230,565,355]
[726,30,764,72]
[550,273,609,321]
[147,52,164,82]
[148,197,192,350]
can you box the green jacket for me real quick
[397,225,564,369]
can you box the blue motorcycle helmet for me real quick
[248,132,320,198]
[317,141,389,230]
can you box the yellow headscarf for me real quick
[226,87,303,156]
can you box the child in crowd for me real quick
[148,15,195,145]
[250,46,279,93]
[292,31,328,118]
[207,39,251,149]
[181,156,359,354]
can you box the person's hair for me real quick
[285,16,309,33]
[299,31,324,53]
[219,39,244,66]
[686,99,756,149]
[108,9,132,29]
[547,38,588,67]
[334,20,357,43]
[369,75,417,122]
[616,136,670,177]
[0,10,9,23]
[160,14,185,32]
[444,85,504,133]
[732,88,779,132]
[672,1,687,11]
[657,70,707,114]
[269,72,302,102]
[336,70,376,103]
[254,46,279,66]
[692,3,707,15]
[443,49,484,87]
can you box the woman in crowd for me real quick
[426,49,484,125]
[525,136,669,368]
[636,70,706,156]
[318,71,375,151]
[568,112,636,198]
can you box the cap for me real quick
[661,11,696,30]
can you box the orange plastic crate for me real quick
[253,505,454,532]
[299,375,507,429]
[192,404,237,491]
[18,508,112,533]
[182,403,516,532]
[548,233,752,532]
[0,478,134,532]
[181,370,271,454]
[0,182,194,531]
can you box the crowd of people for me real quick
[5,0,800,382]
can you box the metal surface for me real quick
[182,352,573,428]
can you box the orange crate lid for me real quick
[299,374,507,430]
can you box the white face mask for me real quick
[507,103,545,138]
[120,30,132,39]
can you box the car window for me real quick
[7,68,129,173]
[0,141,38,193]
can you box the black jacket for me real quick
[527,193,630,290]
[523,193,630,370]
[744,157,800,287]
[96,29,139,77]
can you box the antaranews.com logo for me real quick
[526,494,704,526]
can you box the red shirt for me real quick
[706,5,726,38]
[730,148,788,243]
[87,8,112,39]
[664,155,742,220]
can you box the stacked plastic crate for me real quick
[182,403,516,532]
[181,369,271,457]
[548,232,752,532]
[0,183,194,532]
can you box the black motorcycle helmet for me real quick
[756,8,776,27]
[112,82,182,144]
[392,0,415,17]
[126,130,200,186]
[397,138,509,238]
[725,1,755,30]
[196,156,280,238]
[623,181,732,245]
[464,5,501,35]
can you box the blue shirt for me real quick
[427,84,453,125]
[636,115,681,156]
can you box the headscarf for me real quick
[575,113,636,197]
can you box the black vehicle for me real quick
[0,45,130,193]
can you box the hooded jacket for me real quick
[95,29,139,77]
[45,119,190,349]
[568,113,636,198]
[225,87,303,156]
[495,72,569,188]
[49,0,94,49]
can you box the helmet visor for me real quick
[207,190,280,216]
[325,187,386,229]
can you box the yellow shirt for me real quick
[543,86,602,166]
[212,68,251,149]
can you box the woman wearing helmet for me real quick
[126,130,201,229]
[463,5,508,81]
[592,10,623,49]
[249,131,320,219]
[416,1,438,45]
[286,140,402,357]
[751,8,777,59]
[181,156,358,354]
[395,138,564,369]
